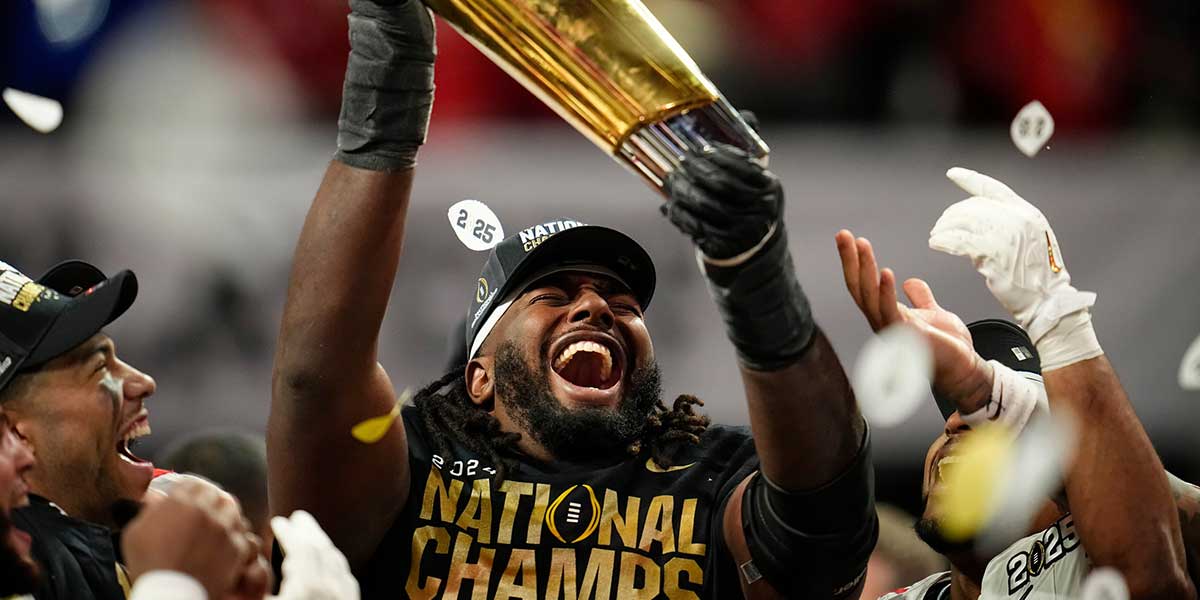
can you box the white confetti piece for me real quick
[447,199,504,251]
[852,324,932,428]
[977,411,1076,553]
[1179,334,1200,391]
[1010,100,1054,158]
[3,88,64,134]
[1081,567,1129,600]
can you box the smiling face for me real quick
[467,271,660,460]
[915,411,1064,562]
[0,409,37,594]
[4,333,156,526]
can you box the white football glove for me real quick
[271,511,360,600]
[930,167,1102,370]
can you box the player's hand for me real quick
[929,168,1096,343]
[271,511,360,600]
[836,230,988,408]
[662,143,781,261]
[123,479,256,600]
[224,553,272,600]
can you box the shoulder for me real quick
[400,403,434,455]
[878,571,951,599]
[693,424,756,464]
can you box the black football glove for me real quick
[660,137,815,371]
[661,144,782,261]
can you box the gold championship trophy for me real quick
[421,0,768,193]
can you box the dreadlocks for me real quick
[412,365,709,483]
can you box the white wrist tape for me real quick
[961,360,1048,435]
[130,571,207,600]
[1024,289,1097,344]
[1035,309,1104,372]
[699,222,777,268]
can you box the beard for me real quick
[493,341,662,462]
[913,515,979,557]
[0,511,40,595]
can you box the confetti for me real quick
[934,423,1012,542]
[351,388,412,444]
[1010,100,1054,158]
[1080,567,1130,600]
[978,411,1076,553]
[1178,333,1200,391]
[851,324,933,428]
[3,88,64,134]
[447,199,505,251]
[933,412,1076,550]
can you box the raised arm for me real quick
[662,145,876,598]
[931,167,1194,599]
[267,0,435,568]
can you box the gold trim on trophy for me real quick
[424,0,768,192]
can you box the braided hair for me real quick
[412,365,710,482]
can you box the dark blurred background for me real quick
[2,0,1198,519]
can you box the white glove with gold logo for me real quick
[930,167,1102,370]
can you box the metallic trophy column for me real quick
[421,0,768,193]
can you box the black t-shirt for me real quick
[357,404,759,599]
[12,495,128,600]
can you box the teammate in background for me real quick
[268,0,877,598]
[160,431,272,548]
[0,405,263,600]
[834,166,1196,599]
[0,258,271,599]
[0,408,38,596]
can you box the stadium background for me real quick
[2,0,1198,517]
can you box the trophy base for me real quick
[617,96,769,193]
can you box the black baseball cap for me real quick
[465,218,655,359]
[0,259,138,392]
[934,319,1041,419]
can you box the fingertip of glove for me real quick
[946,166,972,181]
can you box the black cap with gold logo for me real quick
[465,218,655,359]
[0,259,138,392]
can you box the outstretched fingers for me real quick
[879,268,907,327]
[855,237,884,329]
[902,278,940,310]
[946,166,1021,202]
[835,229,862,304]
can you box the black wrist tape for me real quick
[335,2,436,171]
[741,425,878,597]
[702,225,815,371]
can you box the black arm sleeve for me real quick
[740,425,878,598]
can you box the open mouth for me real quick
[550,334,625,391]
[117,417,153,465]
[934,454,962,485]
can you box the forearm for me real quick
[268,166,414,566]
[1049,356,1193,598]
[273,164,412,394]
[741,331,865,490]
[696,223,862,490]
[267,0,434,564]
[1168,473,1200,589]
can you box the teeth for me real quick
[122,421,151,443]
[936,455,962,482]
[553,340,613,381]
